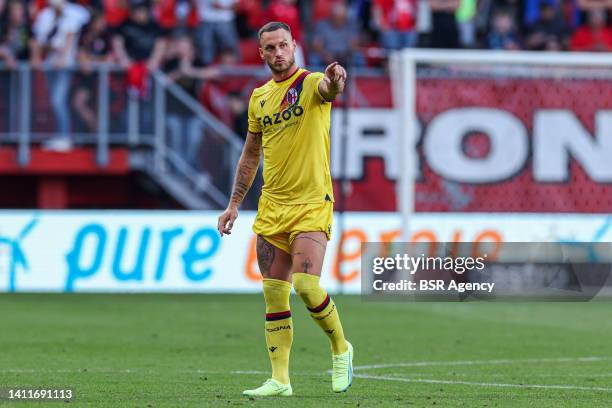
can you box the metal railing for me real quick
[0,63,244,209]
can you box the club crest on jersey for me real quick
[287,88,298,105]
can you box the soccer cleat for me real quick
[332,341,353,392]
[242,378,293,397]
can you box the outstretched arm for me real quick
[217,131,262,236]
[318,61,347,102]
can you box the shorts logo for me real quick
[260,100,266,107]
[287,88,298,105]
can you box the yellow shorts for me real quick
[252,195,334,254]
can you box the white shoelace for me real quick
[332,354,349,380]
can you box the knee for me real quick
[292,277,306,298]
[292,273,321,304]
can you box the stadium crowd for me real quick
[3,0,612,73]
[1,0,611,152]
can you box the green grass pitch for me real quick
[1,294,611,407]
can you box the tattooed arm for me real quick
[217,131,263,236]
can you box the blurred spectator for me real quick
[195,0,239,65]
[570,7,612,50]
[0,0,31,69]
[31,0,90,66]
[266,0,303,45]
[351,0,374,34]
[112,0,167,71]
[456,0,477,47]
[112,0,167,101]
[72,11,112,132]
[103,0,129,27]
[428,0,460,48]
[524,0,570,26]
[312,0,335,23]
[487,8,522,49]
[164,34,218,168]
[31,0,90,150]
[235,0,264,37]
[415,0,433,43]
[113,0,167,137]
[309,2,364,68]
[227,89,261,208]
[577,0,612,11]
[32,0,47,15]
[227,90,247,138]
[218,47,241,65]
[373,0,419,50]
[525,1,569,50]
[78,11,112,67]
[155,0,199,34]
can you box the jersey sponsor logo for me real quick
[287,88,298,105]
[261,105,304,128]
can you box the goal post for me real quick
[390,49,612,240]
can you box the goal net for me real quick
[363,50,612,299]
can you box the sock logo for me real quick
[266,325,291,332]
[313,304,335,321]
[269,346,277,352]
[325,329,335,334]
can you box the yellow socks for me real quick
[292,273,348,355]
[262,275,348,385]
[263,279,293,384]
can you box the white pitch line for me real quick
[353,356,612,371]
[0,368,323,376]
[0,368,150,374]
[231,370,324,377]
[396,372,612,379]
[355,374,612,392]
[0,369,225,374]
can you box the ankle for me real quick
[272,375,290,385]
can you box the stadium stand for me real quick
[1,0,612,210]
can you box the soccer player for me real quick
[217,21,352,397]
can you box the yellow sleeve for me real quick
[247,91,262,134]
[309,72,328,102]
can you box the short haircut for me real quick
[258,22,292,41]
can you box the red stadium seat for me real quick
[312,0,338,23]
[239,38,263,66]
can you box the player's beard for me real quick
[267,53,296,76]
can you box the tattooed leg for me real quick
[290,232,327,277]
[256,235,292,282]
[290,232,349,356]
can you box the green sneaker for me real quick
[332,341,353,392]
[242,378,293,397]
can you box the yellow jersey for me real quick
[247,67,334,205]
